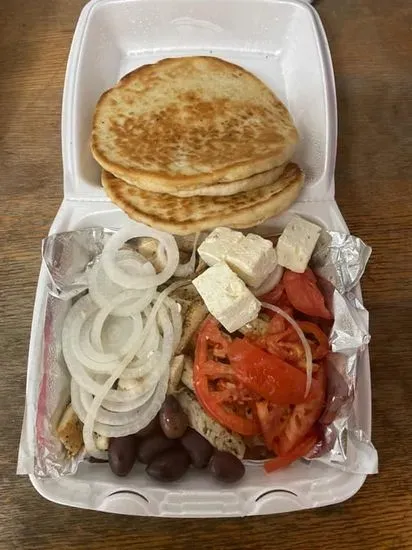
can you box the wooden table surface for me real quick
[1,0,411,548]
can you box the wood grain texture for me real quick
[0,0,411,548]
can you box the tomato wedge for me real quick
[275,361,327,456]
[283,268,332,320]
[264,430,319,473]
[228,338,320,405]
[193,318,260,436]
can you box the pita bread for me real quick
[101,163,304,235]
[168,163,288,197]
[92,56,298,193]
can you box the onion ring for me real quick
[82,281,186,454]
[101,222,179,290]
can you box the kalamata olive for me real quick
[108,435,137,477]
[146,448,190,482]
[209,451,245,483]
[180,428,213,468]
[136,432,176,464]
[159,395,188,439]
[135,415,160,439]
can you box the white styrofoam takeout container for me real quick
[24,0,372,516]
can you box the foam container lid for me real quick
[62,0,336,201]
[25,0,371,517]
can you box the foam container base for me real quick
[24,0,370,517]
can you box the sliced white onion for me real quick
[88,250,156,316]
[64,338,143,402]
[164,297,182,352]
[68,296,121,368]
[90,377,166,439]
[80,315,120,367]
[64,299,176,401]
[91,304,175,439]
[82,281,186,455]
[137,310,160,358]
[69,296,144,370]
[174,233,199,277]
[79,310,142,364]
[122,349,161,380]
[63,297,121,377]
[100,389,159,413]
[157,304,175,362]
[71,336,160,422]
[63,301,152,402]
[101,222,179,289]
[260,302,313,397]
[63,219,187,458]
[253,265,284,297]
[80,384,157,426]
[100,314,142,357]
[90,290,146,352]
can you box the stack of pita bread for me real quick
[91,56,304,235]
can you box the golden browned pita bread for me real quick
[168,163,288,197]
[92,56,298,193]
[101,164,304,235]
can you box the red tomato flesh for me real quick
[264,430,319,473]
[283,268,332,320]
[275,361,327,456]
[193,318,260,436]
[228,338,320,405]
[255,401,291,450]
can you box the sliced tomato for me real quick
[283,269,332,320]
[260,283,294,325]
[262,339,306,364]
[267,326,299,342]
[260,283,285,306]
[297,314,332,335]
[197,317,231,359]
[264,430,319,473]
[256,324,299,357]
[255,401,291,450]
[274,361,327,456]
[194,318,260,436]
[213,379,259,404]
[228,338,320,405]
[267,313,287,334]
[198,360,235,380]
[297,321,329,360]
[255,321,329,371]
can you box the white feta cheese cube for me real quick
[197,227,243,266]
[225,233,278,288]
[276,215,322,273]
[198,228,278,288]
[192,262,261,333]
